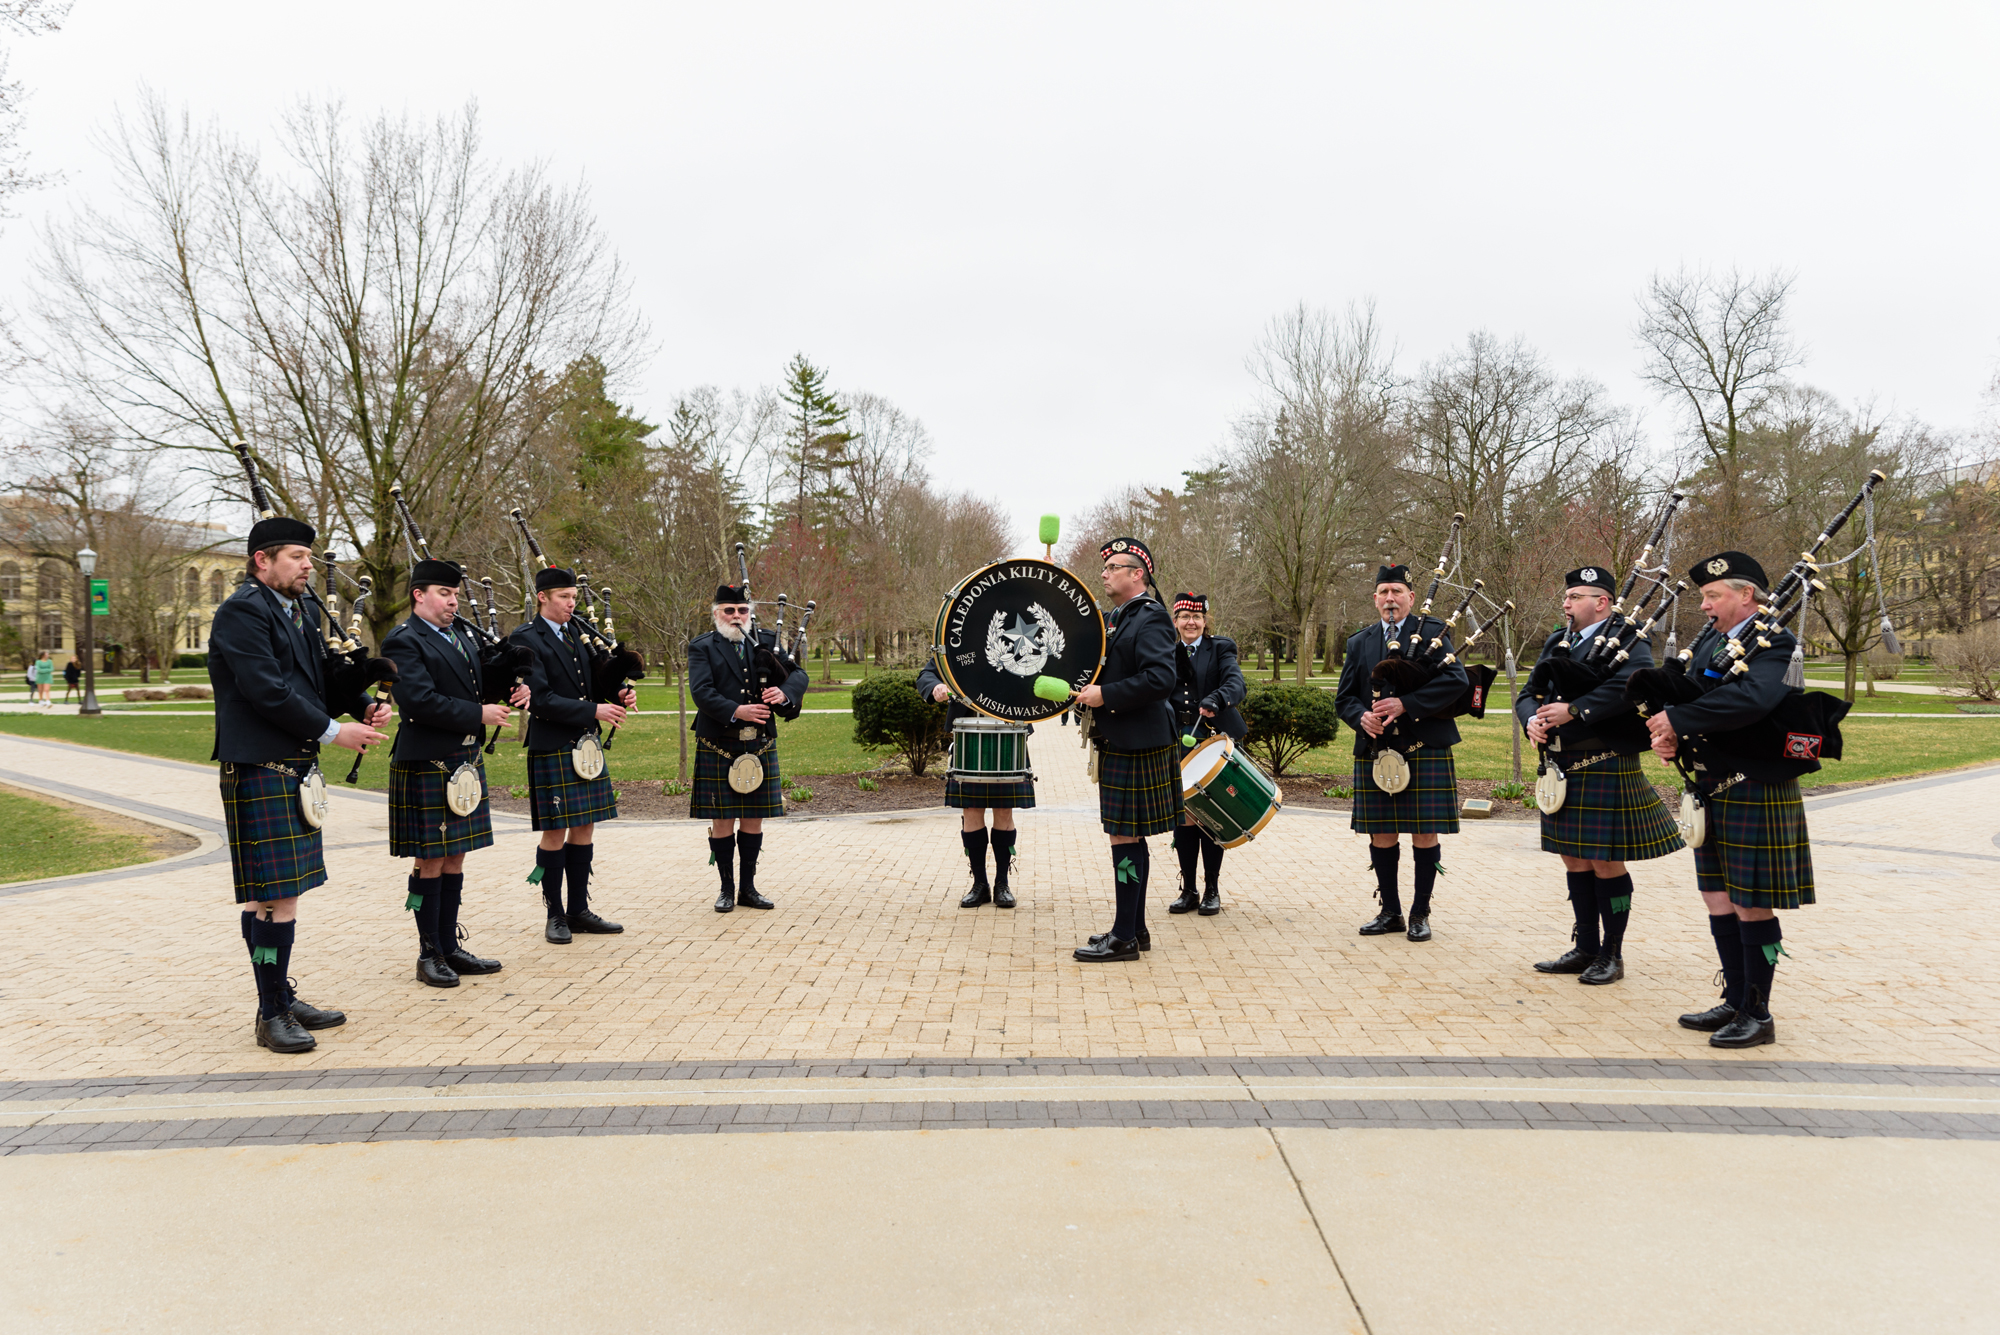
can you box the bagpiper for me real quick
[1166,592,1247,917]
[207,516,387,1053]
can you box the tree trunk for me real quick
[1293,616,1315,683]
[1506,648,1522,785]
[1843,651,1859,703]
[1864,655,1876,699]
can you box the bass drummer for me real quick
[917,657,1031,908]
[1167,593,1247,917]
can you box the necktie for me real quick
[289,601,303,631]
[444,626,471,668]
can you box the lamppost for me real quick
[76,548,101,717]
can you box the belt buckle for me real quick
[738,726,759,742]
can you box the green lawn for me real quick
[0,786,154,883]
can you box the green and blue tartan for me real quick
[526,748,620,831]
[1693,777,1816,910]
[1098,745,1182,836]
[388,752,494,859]
[220,759,326,903]
[1350,749,1460,834]
[691,742,786,819]
[1540,753,1684,862]
[945,771,1036,809]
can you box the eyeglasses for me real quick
[1101,562,1143,574]
[717,605,751,614]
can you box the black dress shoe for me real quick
[1534,948,1596,974]
[960,883,992,908]
[735,890,775,911]
[1709,1012,1776,1048]
[1073,935,1140,962]
[1199,887,1221,916]
[1168,889,1201,914]
[568,909,625,933]
[1089,929,1152,952]
[1678,1003,1737,1032]
[286,994,347,1030]
[1406,915,1432,942]
[446,947,502,976]
[992,883,1016,909]
[418,954,461,988]
[546,912,574,942]
[1578,955,1624,985]
[255,1011,317,1054]
[1358,912,1406,936]
[714,888,735,914]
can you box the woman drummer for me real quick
[916,659,1032,908]
[1167,594,1248,916]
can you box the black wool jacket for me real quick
[1172,635,1248,741]
[381,615,487,762]
[1513,622,1652,756]
[1091,594,1178,752]
[207,579,369,764]
[509,618,605,752]
[688,627,809,747]
[1332,614,1470,759]
[1664,623,1819,781]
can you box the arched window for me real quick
[37,561,63,603]
[185,567,200,602]
[209,569,226,604]
[185,615,202,649]
[0,562,17,600]
[39,614,63,651]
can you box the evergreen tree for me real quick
[778,353,857,536]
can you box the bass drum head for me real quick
[932,559,1105,723]
[1372,749,1411,796]
[1678,790,1706,849]
[1534,767,1566,815]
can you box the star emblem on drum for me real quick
[985,604,1067,676]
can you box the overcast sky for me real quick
[4,2,1996,550]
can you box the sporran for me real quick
[298,763,330,830]
[727,751,765,794]
[1534,764,1567,815]
[1372,748,1411,796]
[1678,790,1706,849]
[445,761,484,817]
[571,731,606,780]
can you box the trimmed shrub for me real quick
[851,671,951,776]
[1240,683,1341,775]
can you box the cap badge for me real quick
[1706,557,1729,576]
[1580,567,1598,581]
[1112,540,1127,552]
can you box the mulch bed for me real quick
[1271,773,1683,824]
[487,771,948,822]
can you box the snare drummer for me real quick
[1516,566,1681,987]
[916,660,1033,908]
[1334,563,1468,943]
[689,584,809,913]
[1167,594,1247,917]
[511,567,636,942]
[383,560,529,987]
[207,517,387,1053]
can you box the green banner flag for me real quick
[89,579,109,615]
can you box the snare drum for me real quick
[948,717,1032,783]
[1180,735,1282,848]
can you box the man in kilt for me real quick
[1648,551,1815,1049]
[207,517,388,1053]
[510,567,635,943]
[1334,564,1469,943]
[1073,537,1180,962]
[1167,593,1247,917]
[1517,566,1683,986]
[689,584,809,913]
[917,658,1033,908]
[382,560,528,986]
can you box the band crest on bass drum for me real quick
[935,560,1105,721]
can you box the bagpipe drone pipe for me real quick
[386,484,536,709]
[508,508,647,747]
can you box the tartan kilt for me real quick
[1098,745,1182,836]
[1693,778,1816,910]
[220,760,326,904]
[944,773,1036,809]
[1351,749,1460,834]
[526,748,620,831]
[690,743,786,819]
[388,753,495,859]
[1540,754,1684,862]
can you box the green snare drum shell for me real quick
[950,718,1031,782]
[1180,736,1282,848]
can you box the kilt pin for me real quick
[527,748,621,829]
[388,751,496,859]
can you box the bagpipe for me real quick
[732,540,814,687]
[1625,471,1885,781]
[507,508,646,748]
[388,485,538,726]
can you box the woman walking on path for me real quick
[33,652,54,708]
[63,657,81,703]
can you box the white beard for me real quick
[712,611,746,642]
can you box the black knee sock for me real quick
[1596,872,1632,957]
[565,843,595,916]
[737,832,763,897]
[990,828,1016,890]
[1708,913,1745,1009]
[1173,824,1200,894]
[415,876,443,957]
[439,873,465,951]
[1739,917,1783,1020]
[249,916,290,1019]
[1198,827,1224,890]
[961,828,990,890]
[240,910,256,959]
[709,835,737,896]
[1565,870,1600,954]
[1111,843,1150,941]
[1369,844,1402,916]
[532,846,566,918]
[1410,844,1442,918]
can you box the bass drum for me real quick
[932,558,1106,723]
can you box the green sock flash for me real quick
[1610,895,1631,914]
[405,892,423,910]
[1763,942,1790,965]
[250,946,277,966]
[526,865,544,885]
[1115,856,1136,884]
